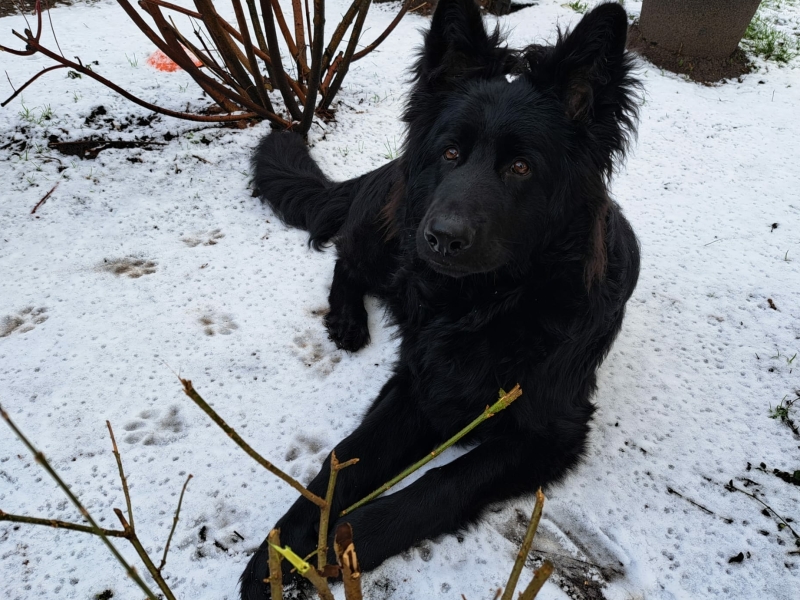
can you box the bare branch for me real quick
[158,474,193,573]
[519,561,554,600]
[268,528,284,600]
[501,489,545,600]
[0,403,159,600]
[180,378,327,508]
[317,451,359,571]
[0,510,128,538]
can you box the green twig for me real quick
[158,473,193,573]
[501,488,545,600]
[340,385,522,517]
[0,404,159,600]
[180,378,327,508]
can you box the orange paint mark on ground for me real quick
[146,49,202,72]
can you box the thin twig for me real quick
[106,421,134,530]
[0,404,159,600]
[299,0,325,133]
[0,510,128,538]
[725,480,799,539]
[352,0,411,62]
[667,485,734,524]
[158,474,193,573]
[519,561,554,600]
[1,65,66,108]
[321,0,371,110]
[268,529,284,600]
[30,181,59,214]
[340,385,523,516]
[501,489,545,600]
[180,378,327,508]
[114,509,177,600]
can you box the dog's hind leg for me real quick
[325,258,371,352]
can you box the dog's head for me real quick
[394,0,639,286]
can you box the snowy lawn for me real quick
[1,1,799,599]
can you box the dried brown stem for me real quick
[334,523,362,600]
[193,0,258,103]
[261,0,303,120]
[291,0,308,73]
[501,488,545,600]
[106,421,135,530]
[114,509,177,600]
[0,510,128,538]
[268,529,284,599]
[30,181,59,214]
[320,0,361,79]
[141,0,201,19]
[352,0,411,62]
[180,378,327,508]
[321,0,370,110]
[299,0,325,133]
[0,404,159,600]
[519,561,554,600]
[158,474,193,573]
[231,0,271,108]
[1,64,66,107]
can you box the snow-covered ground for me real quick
[1,1,799,599]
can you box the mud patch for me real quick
[0,306,48,338]
[99,257,157,279]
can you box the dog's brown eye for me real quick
[511,160,530,175]
[444,147,459,161]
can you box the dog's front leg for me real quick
[240,373,438,598]
[324,258,371,352]
[331,420,590,572]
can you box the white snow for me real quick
[1,1,799,599]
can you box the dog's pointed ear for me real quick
[528,3,638,171]
[415,0,509,90]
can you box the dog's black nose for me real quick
[424,218,474,256]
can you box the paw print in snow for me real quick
[199,311,238,336]
[183,229,225,247]
[0,307,48,338]
[122,406,187,446]
[292,330,342,376]
[100,257,157,278]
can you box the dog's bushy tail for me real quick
[252,132,354,248]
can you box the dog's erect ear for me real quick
[415,0,510,90]
[528,3,638,171]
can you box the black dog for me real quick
[242,1,640,596]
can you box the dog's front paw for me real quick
[324,304,370,352]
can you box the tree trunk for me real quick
[639,0,762,58]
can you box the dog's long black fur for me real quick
[242,1,640,597]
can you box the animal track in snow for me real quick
[292,330,342,376]
[100,257,157,278]
[198,311,238,336]
[122,406,187,446]
[0,306,48,338]
[182,229,225,247]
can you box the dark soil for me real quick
[0,0,83,19]
[627,21,753,84]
